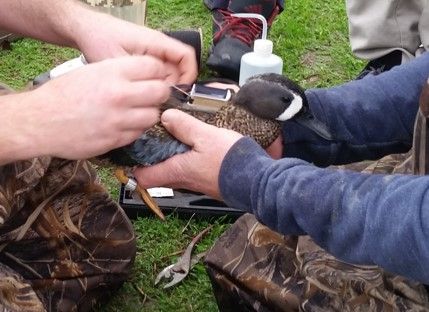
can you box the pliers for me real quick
[155,225,213,289]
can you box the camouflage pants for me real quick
[0,157,136,311]
[204,152,429,311]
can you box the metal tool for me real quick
[154,225,213,288]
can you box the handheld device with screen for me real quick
[189,84,232,110]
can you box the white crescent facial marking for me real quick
[276,93,303,121]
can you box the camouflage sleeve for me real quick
[219,137,429,284]
[282,52,429,167]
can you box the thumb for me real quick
[161,109,213,145]
[134,157,182,189]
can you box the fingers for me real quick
[265,135,284,159]
[135,157,185,189]
[163,62,181,84]
[151,60,193,85]
[114,41,196,84]
[144,31,198,84]
[113,55,169,81]
[99,57,172,109]
[160,109,216,146]
[114,129,147,149]
[121,107,160,131]
[158,39,197,84]
[174,48,198,84]
[125,80,170,107]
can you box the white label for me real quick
[147,187,174,197]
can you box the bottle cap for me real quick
[254,39,273,56]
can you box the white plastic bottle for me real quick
[233,13,283,86]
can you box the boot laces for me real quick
[213,9,265,46]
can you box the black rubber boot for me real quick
[355,50,403,80]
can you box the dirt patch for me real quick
[300,51,317,67]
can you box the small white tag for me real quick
[147,187,174,197]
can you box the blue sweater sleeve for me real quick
[219,138,429,283]
[283,52,429,166]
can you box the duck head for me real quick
[234,73,333,140]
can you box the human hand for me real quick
[134,109,243,199]
[204,82,284,159]
[75,12,198,84]
[22,55,170,160]
[266,135,283,159]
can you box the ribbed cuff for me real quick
[219,137,270,212]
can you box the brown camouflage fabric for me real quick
[204,212,429,312]
[204,83,429,311]
[0,157,136,311]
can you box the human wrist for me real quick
[0,91,49,164]
[71,7,116,54]
[0,0,84,49]
[219,137,269,211]
[57,1,95,50]
[38,0,100,50]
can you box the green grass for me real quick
[99,216,229,312]
[0,40,78,89]
[0,0,364,311]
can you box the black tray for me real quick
[119,185,244,220]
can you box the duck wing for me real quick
[101,106,214,167]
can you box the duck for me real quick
[97,73,333,219]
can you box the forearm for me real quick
[220,138,429,283]
[283,52,429,166]
[0,0,93,48]
[0,92,48,165]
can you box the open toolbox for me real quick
[119,185,245,220]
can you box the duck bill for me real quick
[294,114,333,141]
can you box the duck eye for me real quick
[282,95,294,103]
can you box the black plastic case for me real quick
[119,185,244,220]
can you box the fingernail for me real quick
[160,109,174,124]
